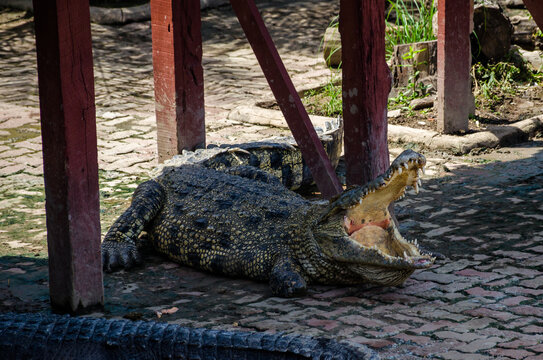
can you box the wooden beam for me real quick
[229,0,342,199]
[523,0,543,31]
[32,0,103,313]
[437,0,472,133]
[340,0,391,186]
[151,0,205,162]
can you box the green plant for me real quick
[385,0,437,59]
[302,73,343,118]
[318,78,343,117]
[389,45,432,115]
[472,56,541,104]
[402,46,432,98]
[389,90,410,109]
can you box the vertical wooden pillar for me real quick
[229,0,342,199]
[437,0,471,133]
[151,0,205,162]
[523,0,543,31]
[340,0,391,186]
[33,0,103,312]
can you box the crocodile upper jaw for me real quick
[315,149,435,270]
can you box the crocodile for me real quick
[102,149,435,297]
[157,116,344,191]
[0,312,378,359]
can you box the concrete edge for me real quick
[0,0,229,24]
[90,3,150,25]
[228,105,543,154]
[228,105,337,132]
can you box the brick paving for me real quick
[1,2,543,359]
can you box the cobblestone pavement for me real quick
[1,2,543,359]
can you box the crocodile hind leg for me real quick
[102,180,165,272]
[269,257,308,297]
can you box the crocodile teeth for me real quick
[417,178,422,187]
[422,166,426,174]
[404,163,409,170]
[403,251,408,259]
[358,198,363,204]
[397,167,403,175]
[414,182,419,194]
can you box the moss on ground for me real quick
[0,170,149,259]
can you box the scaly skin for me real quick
[0,313,378,359]
[153,116,343,191]
[102,149,435,297]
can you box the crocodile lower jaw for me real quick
[346,220,435,269]
[341,150,435,267]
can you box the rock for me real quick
[471,3,513,62]
[518,48,543,71]
[322,27,341,67]
[510,15,541,50]
[387,109,402,118]
[432,10,438,39]
[496,0,526,9]
[410,96,435,110]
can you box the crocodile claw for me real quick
[102,241,142,272]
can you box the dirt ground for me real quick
[388,84,543,133]
[300,76,543,134]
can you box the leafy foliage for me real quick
[385,0,437,59]
[472,51,542,107]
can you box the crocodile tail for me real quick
[0,313,378,360]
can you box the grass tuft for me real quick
[385,0,437,59]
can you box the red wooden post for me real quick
[437,0,471,133]
[339,0,391,186]
[229,0,342,199]
[523,0,543,31]
[151,0,205,162]
[32,0,103,312]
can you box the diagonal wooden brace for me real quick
[229,0,343,199]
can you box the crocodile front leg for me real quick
[269,256,308,297]
[102,180,165,272]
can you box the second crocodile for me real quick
[156,117,344,191]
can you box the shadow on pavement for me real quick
[396,144,542,259]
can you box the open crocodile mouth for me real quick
[320,149,435,269]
